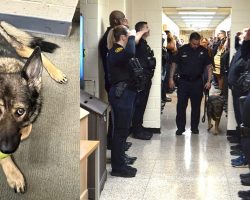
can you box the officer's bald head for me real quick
[109,10,128,28]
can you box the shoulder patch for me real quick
[115,47,123,53]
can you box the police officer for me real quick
[107,25,148,177]
[131,21,155,140]
[99,10,132,151]
[169,32,212,135]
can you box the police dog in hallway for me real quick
[0,21,67,193]
[207,95,225,135]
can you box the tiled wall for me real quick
[128,0,162,128]
[81,0,109,97]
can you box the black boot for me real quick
[238,190,250,199]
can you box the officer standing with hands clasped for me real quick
[131,21,156,140]
[107,25,149,177]
[169,32,212,135]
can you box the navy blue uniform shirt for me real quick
[107,36,135,85]
[173,44,211,78]
[135,39,154,74]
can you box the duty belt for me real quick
[240,126,250,137]
[180,75,202,82]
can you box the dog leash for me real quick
[202,89,209,123]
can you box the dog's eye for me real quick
[15,108,25,117]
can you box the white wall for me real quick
[162,12,180,37]
[81,0,109,98]
[127,0,162,128]
[215,15,231,35]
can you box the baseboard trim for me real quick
[0,14,72,36]
[146,128,161,134]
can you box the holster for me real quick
[240,125,250,137]
[114,81,128,98]
[129,58,146,92]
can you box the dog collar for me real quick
[0,152,10,159]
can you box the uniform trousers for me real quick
[109,86,136,170]
[132,79,152,132]
[176,78,203,131]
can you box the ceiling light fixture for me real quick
[178,12,216,15]
[181,16,214,19]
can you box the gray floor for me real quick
[1,24,79,199]
[100,92,249,200]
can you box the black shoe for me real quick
[142,126,153,133]
[126,165,137,173]
[126,142,132,148]
[227,136,240,144]
[240,173,250,179]
[124,143,131,151]
[191,129,199,134]
[230,150,242,156]
[111,167,136,178]
[238,190,250,198]
[162,96,172,103]
[176,129,185,135]
[241,177,250,186]
[231,144,242,151]
[133,131,153,140]
[124,154,137,161]
[124,157,135,165]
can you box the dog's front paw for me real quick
[49,68,68,84]
[6,166,26,193]
[1,157,26,193]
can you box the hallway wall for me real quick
[127,0,162,128]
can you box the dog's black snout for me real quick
[0,134,21,154]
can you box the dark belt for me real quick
[240,126,250,137]
[180,75,202,82]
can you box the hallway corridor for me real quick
[100,93,249,200]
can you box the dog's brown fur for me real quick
[0,21,67,193]
[207,95,225,135]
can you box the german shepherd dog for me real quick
[207,95,225,135]
[0,21,67,193]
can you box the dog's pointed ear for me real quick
[23,47,43,80]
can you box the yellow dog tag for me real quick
[0,152,10,159]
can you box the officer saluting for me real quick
[131,21,156,140]
[169,32,212,135]
[107,25,148,177]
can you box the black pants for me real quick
[109,86,136,171]
[132,79,152,132]
[232,89,243,128]
[176,78,203,131]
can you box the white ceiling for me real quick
[163,7,231,31]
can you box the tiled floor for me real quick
[100,92,249,200]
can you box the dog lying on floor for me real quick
[207,95,225,135]
[0,21,67,193]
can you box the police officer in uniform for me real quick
[99,10,132,151]
[107,25,148,177]
[131,21,156,140]
[169,32,212,135]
